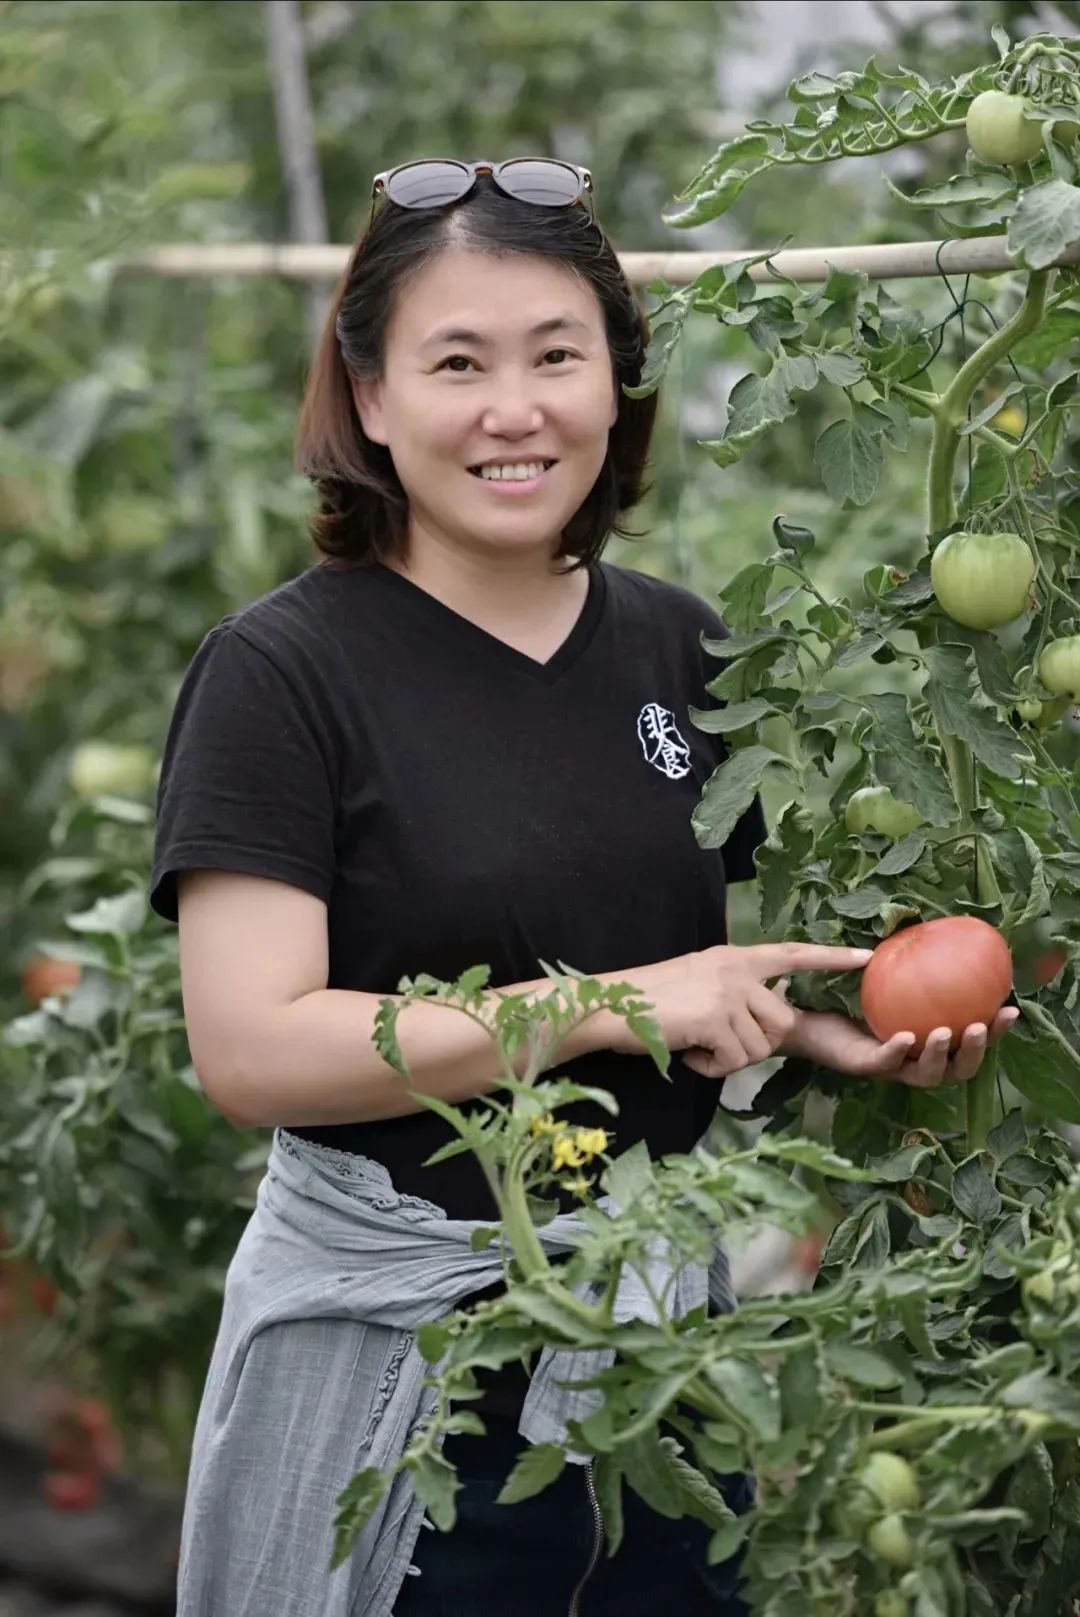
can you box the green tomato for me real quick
[69,742,158,799]
[966,91,1044,165]
[930,530,1035,630]
[1016,695,1069,729]
[874,1594,908,1617]
[866,1513,916,1570]
[1038,636,1080,701]
[859,1452,921,1513]
[844,786,923,840]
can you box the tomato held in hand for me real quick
[930,530,1035,630]
[861,916,1013,1052]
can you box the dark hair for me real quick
[295,175,659,570]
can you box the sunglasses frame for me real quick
[368,158,595,229]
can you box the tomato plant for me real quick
[324,26,1080,1617]
[930,529,1035,630]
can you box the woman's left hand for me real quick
[780,1005,1021,1087]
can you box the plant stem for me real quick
[500,1166,551,1281]
[927,269,1051,533]
[920,272,1054,1153]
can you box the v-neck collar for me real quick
[368,561,606,686]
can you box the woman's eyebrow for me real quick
[418,314,592,350]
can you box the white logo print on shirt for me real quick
[637,703,692,780]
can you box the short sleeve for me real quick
[149,623,337,924]
[692,599,768,886]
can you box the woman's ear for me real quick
[350,375,388,447]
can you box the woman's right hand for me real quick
[602,942,873,1078]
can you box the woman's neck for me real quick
[385,530,584,627]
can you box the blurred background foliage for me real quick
[2,0,1077,1474]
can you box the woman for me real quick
[149,159,1017,1617]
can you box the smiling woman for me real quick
[151,157,1003,1617]
[295,170,657,575]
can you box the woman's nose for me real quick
[480,381,545,437]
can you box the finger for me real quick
[910,1027,953,1088]
[746,980,797,1047]
[729,1009,775,1067]
[683,1046,724,1080]
[684,1034,751,1080]
[866,1034,918,1073]
[988,1006,1021,1041]
[738,942,874,982]
[945,1023,988,1084]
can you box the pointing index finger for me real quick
[742,942,875,981]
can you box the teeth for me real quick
[477,461,550,481]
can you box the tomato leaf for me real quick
[757,802,816,930]
[1002,1002,1080,1124]
[952,1158,1003,1223]
[693,745,791,851]
[861,693,957,827]
[330,1467,389,1569]
[871,832,928,877]
[813,418,883,506]
[825,1342,905,1388]
[496,1442,566,1504]
[923,645,1031,780]
[719,561,776,632]
[1008,178,1080,271]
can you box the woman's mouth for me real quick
[467,459,557,494]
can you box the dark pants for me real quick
[394,1414,752,1617]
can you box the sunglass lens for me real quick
[384,161,474,208]
[496,160,582,206]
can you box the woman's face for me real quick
[351,246,619,568]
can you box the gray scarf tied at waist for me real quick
[176,1127,735,1617]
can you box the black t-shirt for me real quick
[150,557,766,1215]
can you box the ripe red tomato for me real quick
[20,955,82,1008]
[861,917,1013,1052]
[1033,947,1067,987]
[42,1470,102,1511]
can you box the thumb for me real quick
[737,942,874,981]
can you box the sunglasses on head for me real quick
[369,158,594,228]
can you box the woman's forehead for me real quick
[389,248,602,344]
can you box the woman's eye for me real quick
[437,349,575,373]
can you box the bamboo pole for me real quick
[115,236,1080,285]
[264,0,330,350]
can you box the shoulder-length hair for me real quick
[295,174,659,570]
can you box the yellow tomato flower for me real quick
[575,1127,609,1160]
[560,1173,593,1198]
[530,1112,559,1137]
[551,1135,586,1171]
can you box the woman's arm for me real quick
[178,870,631,1128]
